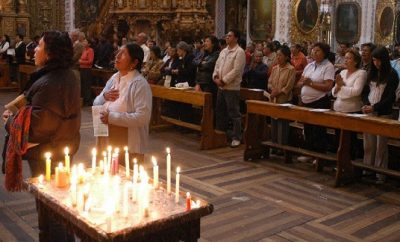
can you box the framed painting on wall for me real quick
[379,6,394,38]
[335,2,360,44]
[295,0,319,33]
[249,0,275,41]
[395,13,400,44]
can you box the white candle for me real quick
[70,176,77,207]
[175,166,180,203]
[105,198,114,232]
[123,182,131,218]
[131,159,138,202]
[91,148,97,172]
[64,147,70,173]
[140,171,149,217]
[133,158,138,184]
[152,156,159,189]
[99,160,104,172]
[102,151,107,166]
[113,176,121,213]
[124,146,130,178]
[166,147,171,194]
[38,174,44,185]
[107,146,112,171]
[45,152,51,182]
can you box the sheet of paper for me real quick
[92,106,109,137]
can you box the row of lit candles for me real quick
[40,146,186,204]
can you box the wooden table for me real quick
[244,100,400,186]
[25,174,213,242]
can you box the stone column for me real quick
[215,0,225,38]
[275,0,290,43]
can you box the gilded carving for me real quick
[89,0,214,43]
[374,0,395,46]
[290,0,321,43]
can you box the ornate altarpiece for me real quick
[81,0,215,44]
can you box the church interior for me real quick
[1,0,400,241]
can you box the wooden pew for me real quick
[151,86,267,149]
[18,64,36,91]
[244,100,400,186]
[150,84,226,150]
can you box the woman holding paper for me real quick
[93,43,152,162]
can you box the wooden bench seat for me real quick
[244,100,400,186]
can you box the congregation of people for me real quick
[2,29,400,186]
[2,26,400,241]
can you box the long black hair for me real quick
[368,47,392,85]
[125,43,144,72]
[204,35,219,54]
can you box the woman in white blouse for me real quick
[332,49,366,159]
[332,49,367,112]
[93,43,152,161]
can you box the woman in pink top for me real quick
[79,39,94,106]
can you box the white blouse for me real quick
[332,69,367,112]
[106,70,137,113]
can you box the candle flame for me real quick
[92,148,97,156]
[152,156,157,166]
[124,146,128,152]
[166,147,170,154]
[64,147,69,155]
[133,158,137,164]
[58,162,63,168]
[102,151,107,156]
[107,146,112,152]
[176,166,181,173]
[186,192,190,198]
[45,152,51,159]
[114,148,120,154]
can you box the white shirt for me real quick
[106,70,137,113]
[368,82,387,106]
[0,42,9,54]
[332,69,367,112]
[301,59,335,104]
[141,44,150,63]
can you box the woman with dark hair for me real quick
[3,30,80,241]
[298,42,334,163]
[195,35,220,108]
[0,34,10,59]
[268,45,296,154]
[93,43,152,161]
[361,47,399,183]
[142,46,164,84]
